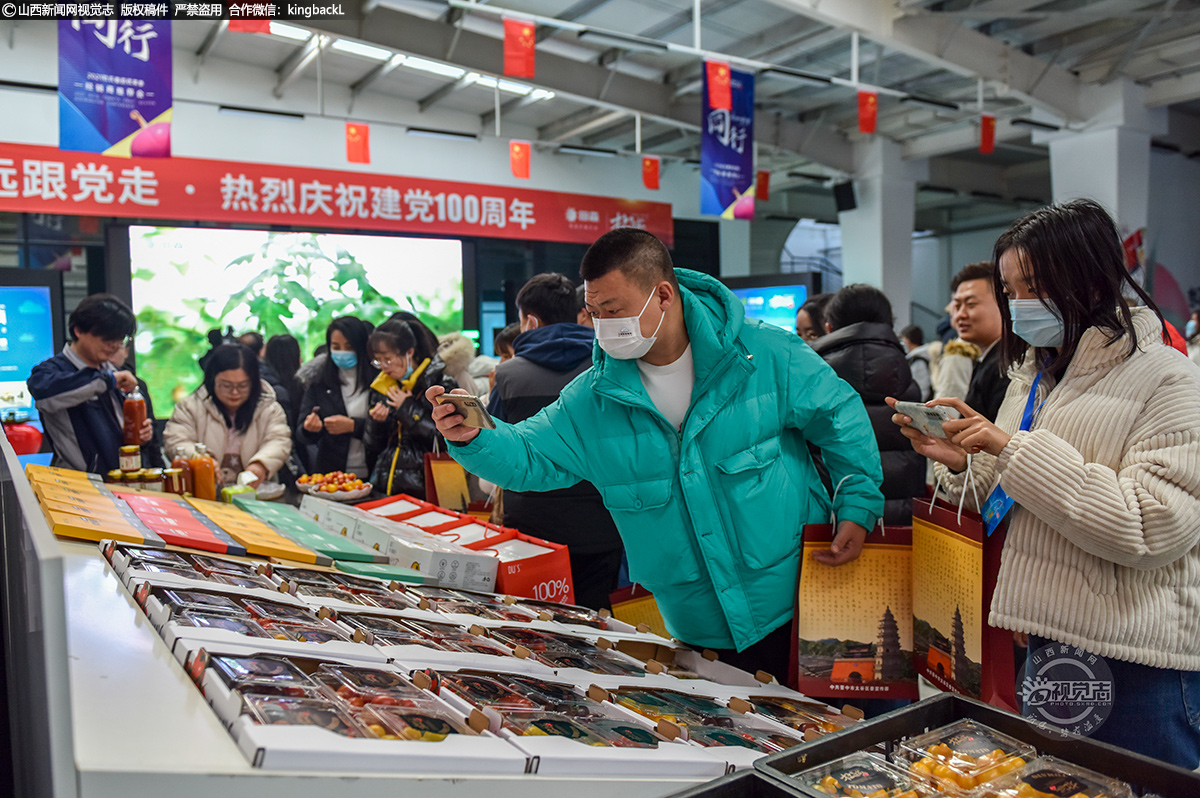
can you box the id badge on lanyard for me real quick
[981,373,1043,536]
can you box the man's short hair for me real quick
[900,324,924,346]
[824,284,894,330]
[238,331,264,354]
[579,228,677,291]
[951,262,996,293]
[69,293,136,342]
[516,273,579,326]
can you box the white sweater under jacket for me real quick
[934,307,1200,671]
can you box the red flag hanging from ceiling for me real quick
[642,156,660,190]
[755,170,770,201]
[510,140,531,179]
[504,18,537,79]
[228,21,272,33]
[980,114,996,155]
[858,91,878,134]
[346,123,370,164]
[705,60,732,111]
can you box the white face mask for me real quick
[594,288,665,360]
[1009,298,1065,348]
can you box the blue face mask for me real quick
[1187,319,1198,339]
[1009,299,1065,348]
[330,350,358,370]
[403,359,415,380]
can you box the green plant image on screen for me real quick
[130,226,463,416]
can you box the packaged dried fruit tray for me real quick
[897,719,1035,793]
[792,752,936,798]
[966,756,1133,798]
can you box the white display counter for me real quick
[0,439,708,798]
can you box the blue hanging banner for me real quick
[700,68,754,218]
[58,20,173,158]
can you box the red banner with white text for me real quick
[0,142,674,247]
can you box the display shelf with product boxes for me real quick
[753,694,1200,798]
[786,752,937,797]
[112,489,254,555]
[107,540,275,591]
[896,718,1033,794]
[462,529,575,605]
[353,493,427,519]
[177,644,530,773]
[186,496,331,564]
[232,497,389,563]
[28,465,168,545]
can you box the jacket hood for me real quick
[514,324,595,372]
[592,269,745,381]
[437,333,477,374]
[296,353,327,386]
[812,321,915,404]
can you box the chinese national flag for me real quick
[980,114,996,155]
[706,61,732,111]
[858,91,877,134]
[504,18,536,79]
[228,21,271,33]
[510,140,531,179]
[642,156,660,190]
[755,170,770,201]
[346,123,370,164]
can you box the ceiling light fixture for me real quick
[406,127,479,141]
[1011,117,1060,131]
[404,57,467,80]
[270,23,312,41]
[577,29,669,54]
[900,95,959,111]
[330,39,393,60]
[759,66,832,86]
[558,145,618,157]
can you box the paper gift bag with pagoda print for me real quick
[911,496,1017,711]
[793,524,918,700]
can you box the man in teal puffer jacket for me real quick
[429,229,883,676]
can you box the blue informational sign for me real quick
[58,20,173,157]
[700,68,755,218]
[731,284,808,332]
[0,286,56,424]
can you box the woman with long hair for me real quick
[264,333,304,428]
[296,316,378,478]
[363,320,457,498]
[889,199,1200,768]
[164,344,292,486]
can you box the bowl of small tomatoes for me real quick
[296,472,372,501]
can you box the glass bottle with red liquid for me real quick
[189,443,218,501]
[171,445,195,496]
[122,387,146,447]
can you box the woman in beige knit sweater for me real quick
[890,199,1200,768]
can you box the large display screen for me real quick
[730,284,808,332]
[0,285,57,423]
[130,226,464,415]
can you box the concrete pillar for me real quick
[838,138,927,327]
[1041,80,1167,234]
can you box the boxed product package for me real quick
[186,497,329,564]
[113,490,252,556]
[896,719,1034,794]
[353,494,427,519]
[789,752,937,797]
[232,497,388,563]
[966,756,1133,798]
[464,529,574,605]
[340,512,499,592]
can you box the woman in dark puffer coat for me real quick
[812,284,925,524]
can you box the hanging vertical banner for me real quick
[346,123,370,164]
[510,140,531,179]
[642,156,660,190]
[979,114,996,155]
[503,18,537,79]
[58,20,173,158]
[857,90,878,134]
[701,67,754,218]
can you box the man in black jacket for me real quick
[949,262,1009,423]
[487,273,624,610]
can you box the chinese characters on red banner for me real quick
[0,143,674,246]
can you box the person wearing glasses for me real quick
[296,316,378,480]
[29,293,150,473]
[164,343,292,487]
[364,320,457,498]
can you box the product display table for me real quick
[2,442,709,798]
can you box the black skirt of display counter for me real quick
[751,693,1200,798]
[664,770,798,798]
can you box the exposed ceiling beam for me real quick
[625,128,687,151]
[274,35,329,99]
[195,21,227,66]
[350,53,405,96]
[763,0,1083,119]
[902,117,1031,160]
[307,5,856,171]
[1145,66,1200,105]
[1076,30,1200,82]
[582,118,637,145]
[418,73,478,112]
[535,0,615,43]
[638,0,746,41]
[481,93,542,128]
[540,108,628,142]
